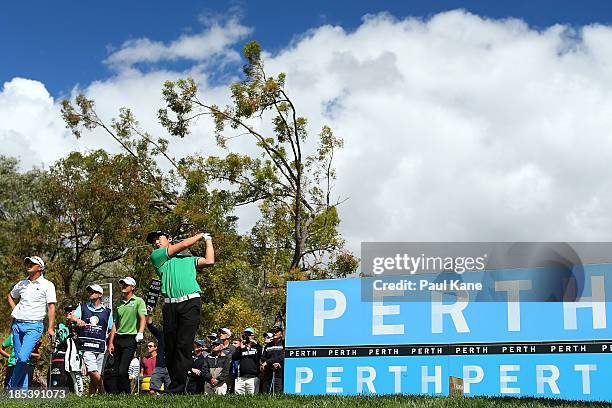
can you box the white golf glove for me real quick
[202,233,212,241]
[136,332,144,343]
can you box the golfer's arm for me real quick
[47,303,55,332]
[168,233,204,257]
[196,239,214,268]
[0,346,10,359]
[7,293,16,310]
[138,314,146,334]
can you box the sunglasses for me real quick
[147,345,156,348]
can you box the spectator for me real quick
[140,342,157,377]
[71,283,112,395]
[217,327,235,392]
[228,338,241,394]
[186,339,207,394]
[108,277,147,394]
[6,256,56,389]
[259,332,272,394]
[128,356,140,393]
[205,332,217,355]
[218,327,235,354]
[232,327,262,395]
[201,339,231,395]
[261,325,285,394]
[146,307,170,394]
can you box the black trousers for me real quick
[260,367,284,394]
[163,297,201,394]
[271,367,284,394]
[113,334,137,394]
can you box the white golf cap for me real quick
[119,276,136,286]
[86,284,104,294]
[24,256,45,270]
[219,327,232,336]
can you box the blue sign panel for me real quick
[284,265,612,400]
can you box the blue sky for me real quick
[4,2,612,244]
[3,0,612,97]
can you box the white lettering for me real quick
[500,365,520,394]
[574,364,597,395]
[421,365,442,394]
[388,366,407,393]
[372,287,404,335]
[495,280,532,332]
[563,276,606,330]
[431,291,470,333]
[536,365,560,394]
[326,367,343,393]
[356,366,376,394]
[463,365,484,394]
[313,290,347,336]
[295,367,313,393]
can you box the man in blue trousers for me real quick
[6,256,56,389]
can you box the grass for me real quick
[0,394,609,408]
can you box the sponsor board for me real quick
[284,264,612,400]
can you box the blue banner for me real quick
[284,265,612,400]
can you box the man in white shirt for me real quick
[6,256,56,389]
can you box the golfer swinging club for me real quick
[147,230,214,394]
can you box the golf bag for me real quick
[48,321,84,395]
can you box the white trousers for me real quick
[204,382,227,395]
[235,376,260,395]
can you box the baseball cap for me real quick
[264,332,273,340]
[212,338,223,346]
[243,327,255,335]
[86,284,104,295]
[119,276,136,286]
[146,230,172,244]
[24,256,45,270]
[218,327,232,336]
[194,339,206,347]
[207,332,218,340]
[271,324,284,333]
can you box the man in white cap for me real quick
[6,256,56,389]
[70,283,113,394]
[146,230,214,393]
[233,327,262,395]
[108,276,146,394]
[217,327,236,393]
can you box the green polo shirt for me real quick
[150,247,202,298]
[114,295,146,335]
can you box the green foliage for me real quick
[4,39,361,337]
[38,150,159,295]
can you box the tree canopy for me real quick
[0,40,358,338]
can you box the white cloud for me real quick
[4,10,612,249]
[104,17,252,69]
[0,78,69,169]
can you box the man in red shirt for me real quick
[140,342,157,378]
